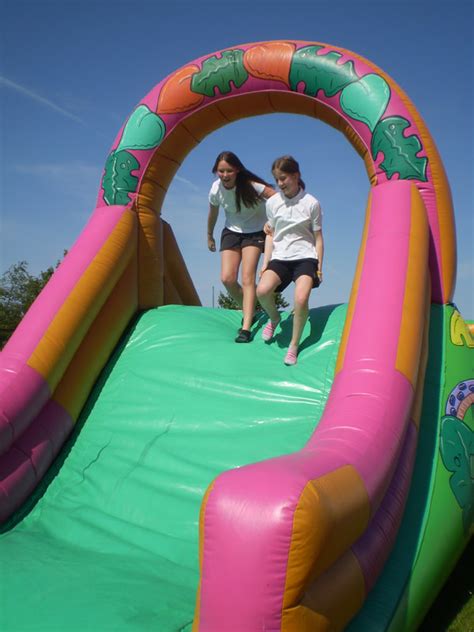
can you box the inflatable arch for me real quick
[101,39,456,308]
[0,41,471,632]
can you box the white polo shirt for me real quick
[208,179,267,233]
[266,189,322,261]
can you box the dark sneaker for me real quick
[235,329,251,343]
[238,315,258,333]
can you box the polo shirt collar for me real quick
[281,187,304,204]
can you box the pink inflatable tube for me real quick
[0,205,133,520]
[0,205,129,456]
[0,400,73,522]
[197,180,429,630]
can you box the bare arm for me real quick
[261,231,274,273]
[262,185,277,200]
[207,204,219,252]
[315,229,324,281]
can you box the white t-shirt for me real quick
[266,189,322,261]
[208,179,267,233]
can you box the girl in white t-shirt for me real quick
[207,151,275,343]
[257,156,324,365]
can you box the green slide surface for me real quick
[1,304,346,631]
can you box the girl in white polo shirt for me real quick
[207,151,275,343]
[257,155,324,365]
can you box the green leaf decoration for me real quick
[191,49,248,97]
[289,45,357,97]
[117,105,166,152]
[371,116,428,181]
[340,74,390,131]
[440,416,474,533]
[102,150,139,206]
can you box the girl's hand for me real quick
[259,264,268,279]
[317,270,323,284]
[207,234,216,252]
[263,222,273,236]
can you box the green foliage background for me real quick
[217,289,289,311]
[0,255,64,348]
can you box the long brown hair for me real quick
[271,155,306,190]
[212,151,269,212]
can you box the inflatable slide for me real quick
[0,41,472,631]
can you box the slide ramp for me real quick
[1,304,346,631]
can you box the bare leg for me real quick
[256,269,282,324]
[240,246,261,330]
[289,275,313,349]
[221,249,243,307]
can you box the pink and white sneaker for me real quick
[262,319,280,342]
[284,346,298,366]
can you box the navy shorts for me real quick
[267,258,320,293]
[220,227,266,253]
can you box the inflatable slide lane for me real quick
[0,41,472,632]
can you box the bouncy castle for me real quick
[1,41,472,631]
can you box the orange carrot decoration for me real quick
[243,41,296,85]
[157,64,204,114]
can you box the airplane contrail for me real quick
[0,76,86,125]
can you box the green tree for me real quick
[217,290,289,311]
[0,255,65,349]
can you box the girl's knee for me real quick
[256,283,270,300]
[294,293,309,311]
[241,273,256,288]
[221,273,238,286]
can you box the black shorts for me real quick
[220,227,266,253]
[267,258,320,293]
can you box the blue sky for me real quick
[1,0,472,317]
